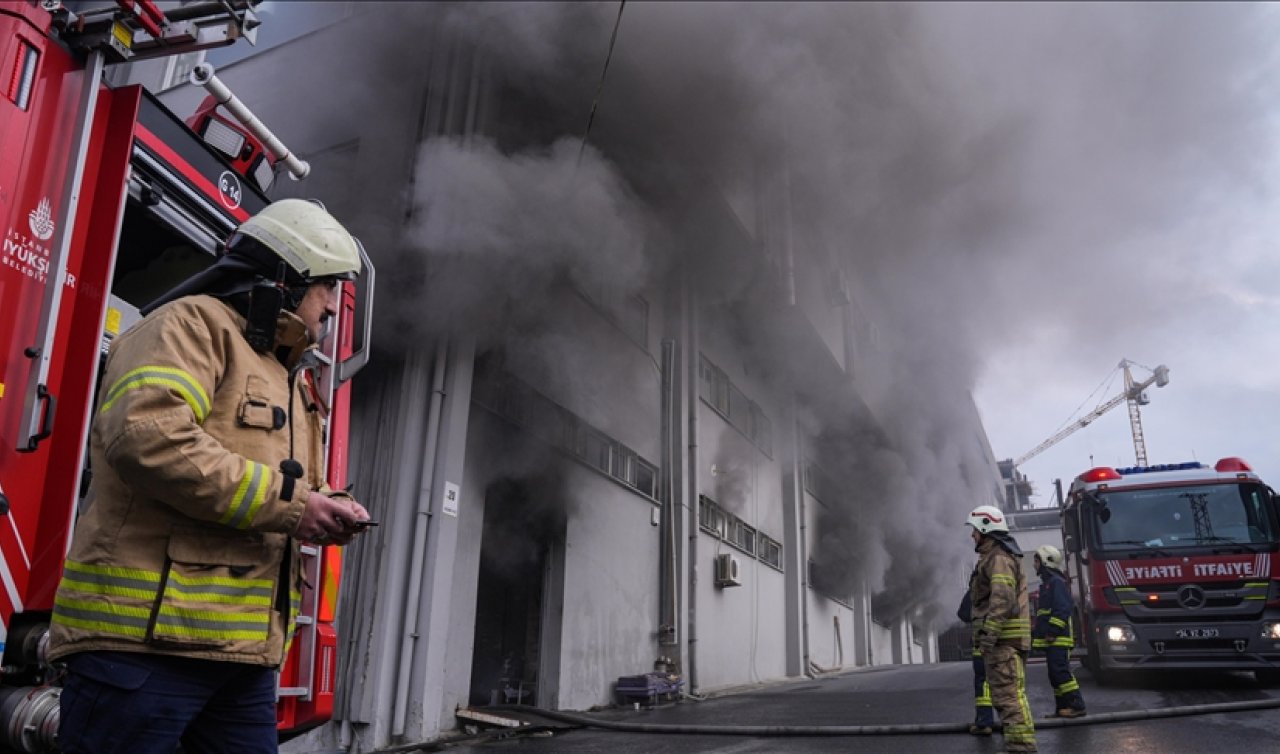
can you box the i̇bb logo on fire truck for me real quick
[2,197,55,284]
[218,170,243,211]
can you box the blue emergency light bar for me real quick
[1114,462,1204,475]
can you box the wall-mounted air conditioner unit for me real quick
[715,553,742,588]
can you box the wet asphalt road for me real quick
[444,660,1280,753]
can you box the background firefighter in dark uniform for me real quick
[957,588,996,735]
[966,504,1037,753]
[1032,544,1086,718]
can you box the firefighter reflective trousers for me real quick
[1046,645,1085,712]
[984,644,1037,752]
[972,649,995,727]
[58,650,277,754]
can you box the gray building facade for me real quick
[119,3,1007,749]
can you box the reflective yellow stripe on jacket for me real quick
[219,460,273,529]
[1033,608,1075,648]
[99,365,212,423]
[987,616,1031,640]
[51,562,160,639]
[53,560,274,643]
[154,606,270,641]
[284,588,303,655]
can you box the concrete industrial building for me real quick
[118,3,1007,748]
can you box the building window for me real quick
[699,495,781,571]
[803,458,837,506]
[728,519,757,556]
[473,355,659,501]
[699,495,726,537]
[635,458,658,499]
[699,355,773,458]
[808,559,853,607]
[758,532,782,571]
[870,594,894,628]
[577,428,614,475]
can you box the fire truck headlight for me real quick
[1261,622,1280,641]
[1106,625,1136,643]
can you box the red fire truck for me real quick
[1062,458,1280,685]
[0,2,372,748]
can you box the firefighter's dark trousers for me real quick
[58,650,277,754]
[972,649,995,727]
[1046,645,1085,712]
[984,644,1037,752]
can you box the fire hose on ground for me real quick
[478,695,1280,737]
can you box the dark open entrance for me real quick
[468,474,565,707]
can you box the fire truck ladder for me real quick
[1014,359,1170,469]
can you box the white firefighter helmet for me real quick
[1035,544,1064,572]
[232,198,362,281]
[965,505,1009,535]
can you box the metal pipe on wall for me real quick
[392,341,450,736]
[338,353,432,747]
[685,276,700,692]
[794,404,812,677]
[659,339,678,648]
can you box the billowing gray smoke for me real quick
[354,2,1279,628]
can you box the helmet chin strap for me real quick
[273,311,312,369]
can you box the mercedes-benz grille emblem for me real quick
[1177,584,1206,610]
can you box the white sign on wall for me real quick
[442,481,459,517]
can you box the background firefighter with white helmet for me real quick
[1032,544,1087,718]
[966,504,1037,753]
[49,199,374,754]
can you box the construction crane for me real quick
[1015,360,1170,468]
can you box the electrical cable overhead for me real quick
[1051,366,1117,437]
[577,0,627,167]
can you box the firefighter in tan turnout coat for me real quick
[49,200,372,754]
[966,504,1037,753]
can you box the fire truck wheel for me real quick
[1083,639,1119,686]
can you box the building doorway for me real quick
[468,474,565,707]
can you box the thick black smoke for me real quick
[356,2,1279,627]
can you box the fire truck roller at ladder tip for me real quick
[0,2,375,750]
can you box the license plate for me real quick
[1174,628,1220,639]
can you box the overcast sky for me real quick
[962,3,1280,504]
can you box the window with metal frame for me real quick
[700,495,783,571]
[472,354,660,501]
[699,355,773,458]
[699,495,726,537]
[758,532,783,570]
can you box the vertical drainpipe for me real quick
[660,340,678,650]
[392,341,449,736]
[794,406,812,678]
[348,353,431,747]
[684,273,700,692]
